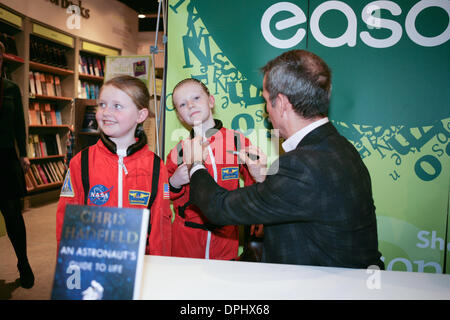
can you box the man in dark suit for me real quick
[184,50,384,269]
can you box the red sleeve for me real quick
[240,136,256,187]
[147,156,173,256]
[165,143,187,200]
[56,154,84,250]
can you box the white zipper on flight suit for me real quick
[204,136,217,260]
[117,149,128,208]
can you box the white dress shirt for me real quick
[281,117,329,152]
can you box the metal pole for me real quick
[150,0,163,156]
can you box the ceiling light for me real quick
[138,14,146,18]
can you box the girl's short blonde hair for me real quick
[101,75,152,115]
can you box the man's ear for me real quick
[277,93,291,116]
[137,108,149,124]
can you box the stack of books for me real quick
[28,102,63,125]
[25,159,66,189]
[30,36,69,69]
[28,133,63,158]
[78,81,100,99]
[79,53,105,77]
[0,32,18,56]
[29,71,63,97]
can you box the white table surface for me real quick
[139,255,450,300]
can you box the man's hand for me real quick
[183,136,209,170]
[238,145,267,183]
[250,224,264,238]
[19,157,30,173]
[169,163,190,189]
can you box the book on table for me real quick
[51,204,150,300]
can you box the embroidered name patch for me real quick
[60,169,74,197]
[129,190,150,206]
[221,167,239,180]
[88,184,113,206]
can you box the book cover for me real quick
[92,56,100,77]
[39,139,48,157]
[34,72,43,95]
[50,104,58,125]
[32,135,41,157]
[29,103,38,125]
[54,76,62,97]
[42,134,58,156]
[26,169,38,188]
[44,103,53,125]
[81,106,98,132]
[85,82,90,99]
[55,133,63,155]
[49,161,63,181]
[30,164,42,185]
[46,162,59,182]
[97,58,104,77]
[36,164,49,184]
[39,104,47,125]
[55,110,62,125]
[46,74,55,96]
[53,160,64,179]
[88,56,95,75]
[42,162,55,183]
[81,55,88,74]
[24,171,35,191]
[27,135,36,158]
[89,84,96,99]
[56,161,66,176]
[29,71,36,95]
[51,205,150,300]
[40,73,48,96]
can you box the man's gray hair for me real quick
[261,50,332,119]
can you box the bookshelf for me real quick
[73,98,100,156]
[25,21,75,194]
[0,3,121,204]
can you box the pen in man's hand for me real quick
[226,150,260,161]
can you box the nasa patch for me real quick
[60,169,74,197]
[88,184,113,206]
[221,167,239,180]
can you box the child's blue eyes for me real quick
[98,103,123,110]
[178,96,200,107]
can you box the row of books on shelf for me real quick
[0,32,18,56]
[30,36,69,69]
[28,133,63,158]
[79,53,105,77]
[25,160,66,190]
[78,80,100,99]
[29,71,63,97]
[29,102,63,126]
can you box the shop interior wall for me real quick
[0,0,139,55]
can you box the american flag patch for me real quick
[163,183,170,199]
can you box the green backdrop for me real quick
[164,0,450,273]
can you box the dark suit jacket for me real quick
[190,122,384,269]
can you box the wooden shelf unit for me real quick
[0,3,120,201]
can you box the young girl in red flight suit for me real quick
[166,78,265,260]
[56,75,172,256]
